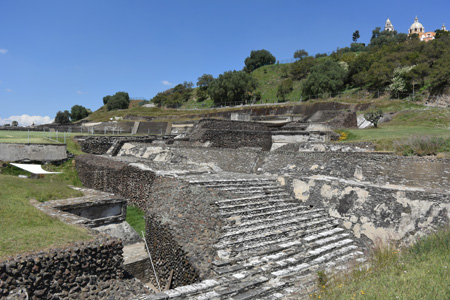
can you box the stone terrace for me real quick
[142,173,365,300]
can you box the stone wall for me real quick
[260,151,450,192]
[0,238,129,299]
[79,136,155,155]
[188,119,272,151]
[75,155,156,210]
[0,143,67,162]
[281,175,450,245]
[75,155,226,290]
[145,176,225,288]
[137,122,171,135]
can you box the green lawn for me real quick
[0,174,92,259]
[126,206,146,235]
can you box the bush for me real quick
[393,136,450,156]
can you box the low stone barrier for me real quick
[0,238,127,299]
[0,143,67,162]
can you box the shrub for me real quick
[393,136,450,156]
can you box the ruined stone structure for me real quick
[4,115,449,299]
[71,118,450,299]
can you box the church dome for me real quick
[409,16,424,34]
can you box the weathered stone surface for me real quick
[284,175,450,245]
[0,239,151,299]
[188,119,273,151]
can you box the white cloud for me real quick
[0,115,54,127]
[161,80,173,86]
[77,90,87,95]
[5,88,13,92]
[0,49,8,54]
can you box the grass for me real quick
[309,227,450,299]
[0,173,92,259]
[126,206,146,236]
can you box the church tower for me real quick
[384,18,394,31]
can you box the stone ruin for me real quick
[2,117,450,299]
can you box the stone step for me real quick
[145,279,220,299]
[203,182,280,188]
[310,244,360,266]
[217,198,295,213]
[217,185,285,192]
[220,212,330,242]
[215,224,301,250]
[213,275,269,299]
[222,205,309,222]
[307,233,352,249]
[224,219,340,259]
[223,208,324,230]
[308,239,355,258]
[219,203,299,218]
[215,194,292,206]
[225,188,285,195]
[188,179,276,186]
[303,227,345,243]
[229,281,288,300]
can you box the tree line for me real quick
[55,25,450,119]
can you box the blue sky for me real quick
[1,0,449,126]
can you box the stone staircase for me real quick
[141,174,365,300]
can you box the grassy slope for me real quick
[0,173,91,259]
[310,228,450,299]
[252,64,303,102]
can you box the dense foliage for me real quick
[207,71,257,105]
[147,26,450,108]
[70,105,90,121]
[244,49,276,72]
[54,110,71,124]
[151,81,193,108]
[103,91,130,111]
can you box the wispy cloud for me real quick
[77,90,87,95]
[161,80,173,86]
[0,115,54,127]
[5,88,13,93]
[0,49,8,54]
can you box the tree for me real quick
[70,105,90,121]
[11,120,18,127]
[435,29,450,40]
[276,79,293,101]
[244,49,276,72]
[290,56,316,80]
[207,70,257,105]
[352,30,360,42]
[54,110,71,124]
[197,74,214,90]
[293,49,308,60]
[103,95,111,105]
[364,109,383,128]
[104,91,130,111]
[301,60,347,97]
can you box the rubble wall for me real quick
[75,155,156,210]
[280,175,450,245]
[188,119,272,151]
[0,238,127,299]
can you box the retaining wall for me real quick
[75,155,156,210]
[281,175,450,245]
[0,238,126,299]
[0,143,67,162]
[188,119,272,151]
[260,151,450,192]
